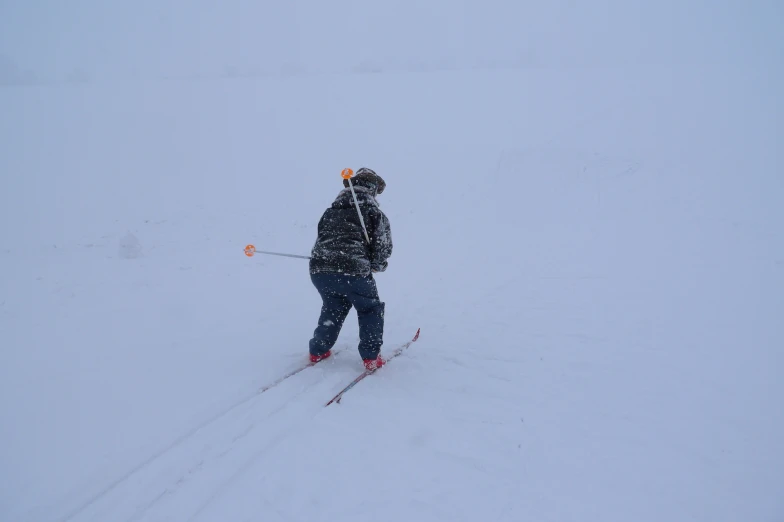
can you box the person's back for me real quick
[307,168,392,370]
[309,180,391,276]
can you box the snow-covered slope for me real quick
[1,3,783,522]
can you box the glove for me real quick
[371,260,388,273]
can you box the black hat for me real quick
[344,167,386,194]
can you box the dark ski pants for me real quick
[309,273,385,360]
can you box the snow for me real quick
[1,2,783,521]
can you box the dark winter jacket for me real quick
[309,185,392,277]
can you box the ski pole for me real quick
[244,244,310,260]
[341,168,371,244]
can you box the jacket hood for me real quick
[332,186,380,209]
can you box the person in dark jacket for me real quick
[308,168,392,370]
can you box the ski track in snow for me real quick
[61,351,357,522]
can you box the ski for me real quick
[325,328,421,406]
[258,348,343,394]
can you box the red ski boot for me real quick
[310,350,332,363]
[363,355,385,371]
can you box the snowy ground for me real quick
[2,5,784,522]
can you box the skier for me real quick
[308,168,392,370]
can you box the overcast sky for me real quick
[1,1,782,81]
